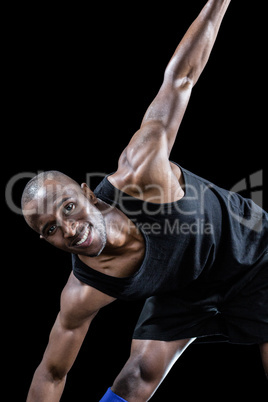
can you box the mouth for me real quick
[72,225,93,248]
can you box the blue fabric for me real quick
[99,387,127,402]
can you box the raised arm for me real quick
[142,0,231,152]
[164,0,232,87]
[115,0,231,184]
[26,273,115,402]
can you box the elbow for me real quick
[164,67,194,90]
[37,361,67,384]
[48,366,68,384]
[164,57,195,89]
[164,21,216,88]
[27,363,66,401]
[175,75,194,89]
[163,51,195,89]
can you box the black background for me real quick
[4,1,267,400]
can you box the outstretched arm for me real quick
[27,311,92,402]
[142,0,231,146]
[164,0,231,87]
[117,0,231,175]
[26,273,115,402]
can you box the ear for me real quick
[81,182,98,204]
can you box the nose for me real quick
[62,219,78,238]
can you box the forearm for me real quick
[26,364,66,402]
[165,0,231,85]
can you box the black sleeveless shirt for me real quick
[72,164,268,302]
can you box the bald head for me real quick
[21,171,80,209]
[21,170,84,226]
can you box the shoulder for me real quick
[109,152,185,203]
[60,272,116,329]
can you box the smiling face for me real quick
[22,176,107,257]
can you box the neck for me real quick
[78,199,145,277]
[96,198,137,256]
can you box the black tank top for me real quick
[72,164,268,301]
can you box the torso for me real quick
[72,163,268,302]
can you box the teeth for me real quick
[76,227,90,245]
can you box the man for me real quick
[23,1,267,401]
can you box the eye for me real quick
[48,225,57,235]
[64,202,75,215]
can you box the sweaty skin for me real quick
[24,1,267,401]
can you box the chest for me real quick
[78,232,145,278]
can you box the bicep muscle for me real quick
[122,77,192,173]
[140,77,192,155]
